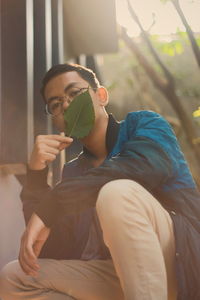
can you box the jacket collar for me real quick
[105,114,120,154]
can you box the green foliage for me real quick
[107,81,118,92]
[150,27,200,57]
[176,29,188,40]
[176,28,190,45]
[64,90,95,138]
[163,41,184,56]
[193,108,200,126]
[196,37,200,47]
[150,33,186,56]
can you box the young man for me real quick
[0,63,200,300]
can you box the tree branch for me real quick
[172,0,200,68]
[121,28,167,91]
[126,0,174,86]
[121,28,200,163]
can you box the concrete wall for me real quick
[63,0,118,59]
[0,175,25,269]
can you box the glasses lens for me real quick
[47,101,63,116]
[46,87,89,116]
[68,87,88,102]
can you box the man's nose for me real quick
[62,97,71,111]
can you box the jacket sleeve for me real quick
[35,134,173,227]
[21,165,82,259]
[20,166,51,225]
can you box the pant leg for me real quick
[0,258,124,300]
[96,179,177,300]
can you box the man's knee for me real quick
[97,180,123,215]
[0,260,19,284]
[0,260,48,299]
[97,179,145,210]
[96,179,159,227]
[0,260,21,297]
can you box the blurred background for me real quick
[0,0,200,270]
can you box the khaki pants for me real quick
[0,179,177,300]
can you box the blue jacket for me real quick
[21,111,200,300]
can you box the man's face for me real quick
[44,71,107,132]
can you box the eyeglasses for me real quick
[45,86,96,117]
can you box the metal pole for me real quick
[26,0,34,161]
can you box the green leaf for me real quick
[176,29,187,40]
[193,108,200,127]
[64,90,95,139]
[196,37,200,47]
[193,107,200,118]
[174,41,183,54]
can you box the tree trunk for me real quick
[126,0,174,84]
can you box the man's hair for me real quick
[40,63,100,100]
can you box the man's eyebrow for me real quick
[46,96,60,103]
[46,82,80,103]
[64,82,80,93]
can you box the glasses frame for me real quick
[45,86,97,117]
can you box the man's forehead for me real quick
[44,71,87,99]
[48,71,85,85]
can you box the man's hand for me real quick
[29,134,73,170]
[19,213,50,276]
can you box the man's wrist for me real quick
[34,193,57,228]
[26,164,49,189]
[28,161,47,171]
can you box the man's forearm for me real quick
[20,166,51,224]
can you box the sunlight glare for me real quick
[116,0,200,37]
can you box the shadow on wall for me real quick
[0,175,25,269]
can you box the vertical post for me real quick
[26,0,34,161]
[0,0,27,164]
[33,0,47,137]
[45,0,53,136]
[51,0,66,182]
[57,0,64,63]
[0,0,2,156]
[57,0,66,172]
[45,0,53,185]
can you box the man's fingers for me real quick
[42,139,61,149]
[38,134,73,143]
[25,241,37,261]
[59,142,71,151]
[18,214,48,276]
[29,134,73,170]
[19,234,39,276]
[43,145,60,155]
[23,241,38,267]
[43,139,72,149]
[19,250,38,276]
[19,255,38,277]
[41,153,57,163]
[37,139,72,154]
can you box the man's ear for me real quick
[96,86,109,106]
